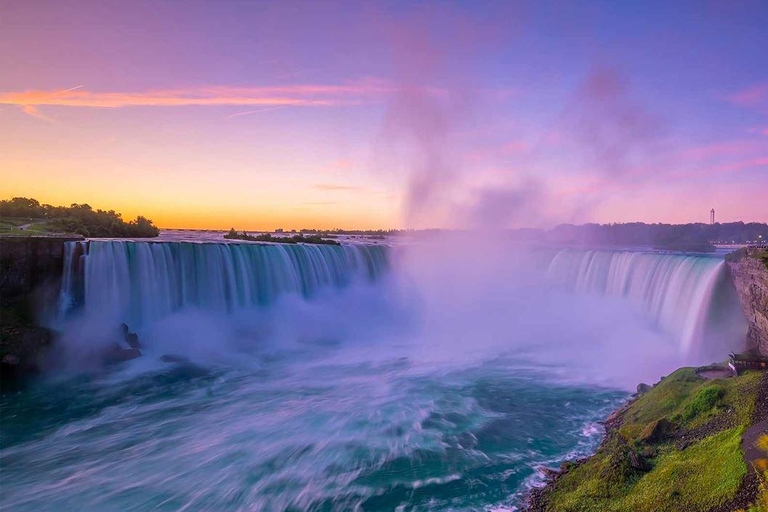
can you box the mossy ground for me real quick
[542,368,764,512]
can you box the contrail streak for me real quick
[227,106,287,118]
[55,85,85,95]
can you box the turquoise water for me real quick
[0,348,625,511]
[2,240,743,511]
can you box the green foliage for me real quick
[544,369,764,511]
[223,230,340,245]
[622,368,703,426]
[0,197,159,238]
[617,427,746,511]
[757,250,768,271]
[548,428,746,512]
[678,385,724,422]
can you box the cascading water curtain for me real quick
[59,241,389,326]
[546,249,726,356]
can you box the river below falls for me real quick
[0,344,626,511]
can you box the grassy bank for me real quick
[529,368,768,512]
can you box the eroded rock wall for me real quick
[0,236,79,306]
[726,248,768,356]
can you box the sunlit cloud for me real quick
[18,105,54,122]
[0,81,418,115]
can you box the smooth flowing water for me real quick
[0,240,746,511]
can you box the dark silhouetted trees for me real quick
[0,197,160,238]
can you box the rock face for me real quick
[726,248,768,356]
[1,236,80,388]
[0,236,81,307]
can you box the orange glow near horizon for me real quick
[2,158,401,231]
[2,2,766,230]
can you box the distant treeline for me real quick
[299,228,407,235]
[224,229,340,245]
[0,197,160,238]
[542,222,768,251]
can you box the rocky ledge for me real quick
[726,247,768,357]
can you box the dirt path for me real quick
[743,419,768,474]
[709,373,768,512]
[17,220,44,230]
[743,373,768,473]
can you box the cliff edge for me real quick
[0,236,80,389]
[726,248,768,356]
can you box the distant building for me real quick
[710,208,715,225]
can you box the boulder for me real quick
[639,418,675,443]
[636,383,652,395]
[103,345,142,364]
[125,332,140,349]
[2,354,20,365]
[538,466,561,481]
[121,324,141,349]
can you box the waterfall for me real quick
[59,241,389,327]
[545,249,743,358]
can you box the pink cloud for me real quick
[672,157,768,180]
[710,157,768,173]
[501,140,529,154]
[1,80,445,118]
[2,80,458,122]
[680,140,764,160]
[728,82,768,107]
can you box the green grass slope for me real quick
[540,368,764,512]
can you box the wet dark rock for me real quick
[636,383,652,395]
[2,354,20,365]
[103,345,142,364]
[628,450,651,472]
[538,466,560,481]
[121,323,141,349]
[125,332,140,349]
[1,320,53,390]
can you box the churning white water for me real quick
[1,238,749,511]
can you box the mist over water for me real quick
[1,235,747,511]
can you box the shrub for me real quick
[679,385,724,422]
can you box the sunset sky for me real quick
[2,1,767,230]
